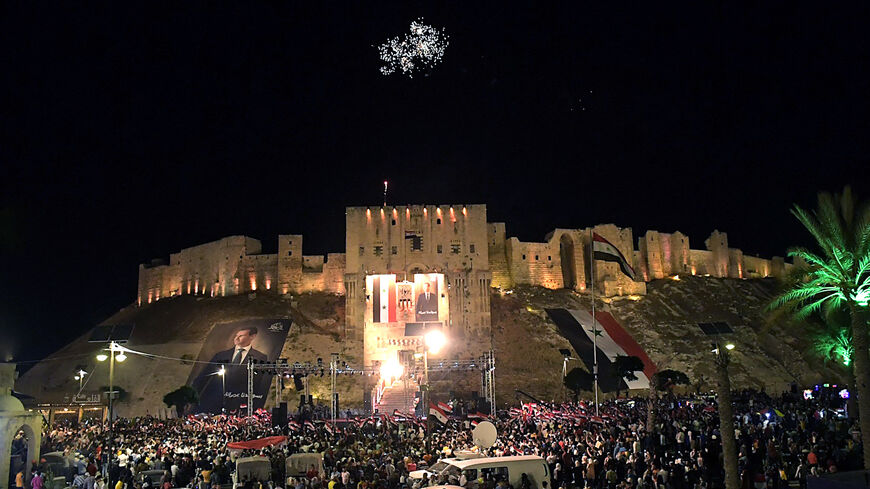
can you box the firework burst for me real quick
[378,18,449,77]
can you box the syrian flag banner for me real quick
[468,412,489,420]
[393,409,414,420]
[429,403,449,424]
[437,401,453,414]
[371,274,397,323]
[471,420,480,427]
[324,423,334,435]
[288,421,301,431]
[304,420,316,431]
[545,308,657,391]
[592,233,637,280]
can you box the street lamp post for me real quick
[74,369,88,392]
[96,342,125,488]
[560,351,577,402]
[217,366,226,413]
[422,329,445,453]
[712,341,739,489]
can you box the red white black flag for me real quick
[429,403,449,424]
[372,275,397,323]
[592,233,637,280]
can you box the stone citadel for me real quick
[138,204,794,351]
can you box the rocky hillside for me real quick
[16,276,841,416]
[15,291,361,417]
[490,276,842,403]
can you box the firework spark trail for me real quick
[378,18,449,77]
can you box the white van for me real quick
[410,455,551,489]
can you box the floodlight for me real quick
[380,359,404,379]
[425,330,446,354]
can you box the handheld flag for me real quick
[429,402,449,424]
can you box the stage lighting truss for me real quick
[242,355,494,377]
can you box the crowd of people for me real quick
[16,388,860,489]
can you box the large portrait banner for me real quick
[414,273,440,322]
[188,318,291,414]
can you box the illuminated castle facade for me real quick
[138,204,795,349]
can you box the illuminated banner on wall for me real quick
[367,273,446,329]
[188,318,291,414]
[414,273,440,322]
[370,274,397,323]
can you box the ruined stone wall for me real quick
[549,229,587,291]
[139,233,345,305]
[239,253,278,292]
[588,224,647,296]
[277,234,303,294]
[137,207,796,309]
[138,236,256,303]
[688,249,714,275]
[705,230,730,277]
[635,229,792,282]
[728,249,744,279]
[300,253,346,294]
[487,223,512,289]
[504,238,563,290]
[638,231,691,280]
[322,253,346,294]
[668,232,691,275]
[138,263,172,305]
[502,225,643,296]
[744,255,782,279]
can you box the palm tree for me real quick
[809,308,854,369]
[769,186,870,467]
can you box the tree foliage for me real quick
[163,385,200,416]
[768,186,870,469]
[652,369,691,392]
[564,368,594,399]
[612,355,645,382]
[808,307,855,368]
[769,186,870,317]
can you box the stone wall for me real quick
[277,234,304,294]
[138,235,259,304]
[638,231,691,280]
[344,204,489,275]
[487,223,512,289]
[138,206,795,307]
[301,253,346,294]
[139,234,340,305]
[502,225,645,296]
[504,238,563,289]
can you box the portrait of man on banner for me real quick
[188,319,290,414]
[414,275,439,322]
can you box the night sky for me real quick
[2,3,868,364]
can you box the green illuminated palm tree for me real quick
[769,186,870,467]
[814,326,854,367]
[809,306,855,369]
